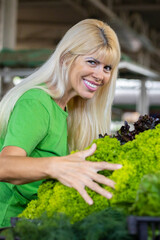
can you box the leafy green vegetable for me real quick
[0,228,14,240]
[100,115,160,145]
[75,207,132,240]
[1,208,132,240]
[0,213,76,240]
[130,172,160,216]
[20,136,121,222]
[19,124,160,222]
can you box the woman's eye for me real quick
[87,60,96,66]
[104,65,112,72]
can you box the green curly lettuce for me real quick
[130,172,160,216]
[19,124,160,222]
[109,126,160,206]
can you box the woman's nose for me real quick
[93,67,104,81]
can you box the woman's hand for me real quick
[49,143,122,205]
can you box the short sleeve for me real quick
[3,99,50,156]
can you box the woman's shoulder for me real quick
[18,87,51,103]
[14,87,54,114]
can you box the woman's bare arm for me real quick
[0,144,122,205]
[0,146,51,184]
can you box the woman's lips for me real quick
[83,79,104,91]
[83,79,98,91]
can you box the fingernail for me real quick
[107,193,112,199]
[88,199,93,205]
[116,164,122,169]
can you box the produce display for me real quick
[99,114,160,144]
[0,208,132,240]
[19,115,160,223]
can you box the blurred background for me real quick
[0,0,160,131]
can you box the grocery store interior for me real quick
[0,0,160,132]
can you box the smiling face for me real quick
[67,52,112,100]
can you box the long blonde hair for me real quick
[0,19,120,151]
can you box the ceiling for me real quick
[0,0,159,113]
[1,0,160,74]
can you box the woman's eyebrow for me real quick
[85,57,111,67]
[85,57,100,64]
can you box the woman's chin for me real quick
[80,92,96,100]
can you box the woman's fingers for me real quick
[54,150,123,205]
[75,185,94,205]
[73,146,122,171]
[75,160,122,172]
[88,172,116,189]
[90,161,122,172]
[71,172,116,204]
[79,143,97,159]
[75,179,113,202]
[86,180,113,199]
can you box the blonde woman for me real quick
[0,19,122,227]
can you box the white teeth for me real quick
[84,80,97,88]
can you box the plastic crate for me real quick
[10,217,19,228]
[128,216,160,240]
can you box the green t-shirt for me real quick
[0,88,69,227]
